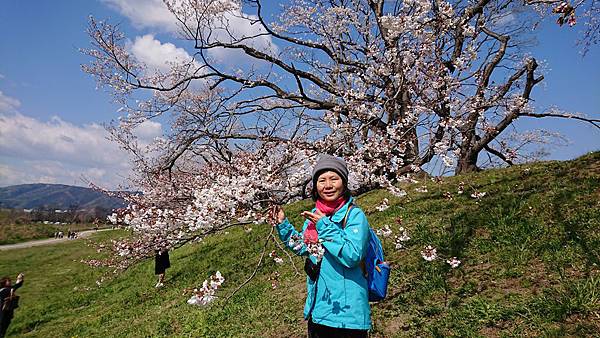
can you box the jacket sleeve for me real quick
[275,218,308,256]
[316,208,369,268]
[12,280,23,290]
[0,288,8,302]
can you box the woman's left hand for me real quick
[301,209,326,224]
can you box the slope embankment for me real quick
[2,153,599,337]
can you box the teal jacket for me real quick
[275,197,371,330]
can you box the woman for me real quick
[154,246,170,288]
[0,273,24,338]
[271,155,371,337]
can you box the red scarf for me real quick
[304,197,347,244]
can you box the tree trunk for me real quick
[455,151,480,174]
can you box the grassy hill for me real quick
[1,153,599,337]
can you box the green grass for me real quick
[1,152,599,337]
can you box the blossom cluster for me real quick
[375,198,390,212]
[394,227,411,250]
[268,250,284,264]
[421,245,438,262]
[376,225,393,238]
[268,271,281,290]
[288,234,304,252]
[415,186,429,193]
[446,257,461,268]
[307,243,326,262]
[470,191,487,199]
[552,2,576,27]
[187,271,225,306]
[420,245,461,269]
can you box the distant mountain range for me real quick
[0,183,126,210]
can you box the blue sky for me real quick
[0,0,598,188]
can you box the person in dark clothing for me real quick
[0,273,24,338]
[154,248,170,288]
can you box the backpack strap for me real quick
[341,203,354,229]
[340,203,368,277]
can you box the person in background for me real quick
[0,273,24,338]
[154,244,170,288]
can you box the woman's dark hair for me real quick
[311,169,352,201]
[0,276,10,287]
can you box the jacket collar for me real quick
[329,196,354,223]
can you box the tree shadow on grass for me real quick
[443,193,536,259]
[553,202,600,271]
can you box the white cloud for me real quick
[0,113,161,188]
[0,91,21,112]
[0,113,124,167]
[104,0,277,63]
[0,160,121,188]
[133,119,163,140]
[129,34,198,73]
[102,0,178,32]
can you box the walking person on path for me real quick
[270,155,371,337]
[0,273,24,338]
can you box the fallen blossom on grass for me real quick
[397,227,410,242]
[268,250,284,266]
[470,191,486,199]
[375,198,390,212]
[269,271,281,289]
[458,182,465,194]
[393,226,411,249]
[421,245,438,261]
[415,186,428,193]
[376,225,393,238]
[388,186,407,197]
[446,257,461,268]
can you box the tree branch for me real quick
[519,112,600,130]
[225,226,275,302]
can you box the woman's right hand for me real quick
[269,205,286,226]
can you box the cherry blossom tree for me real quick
[82,0,599,267]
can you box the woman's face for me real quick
[316,171,345,202]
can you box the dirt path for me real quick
[0,229,115,251]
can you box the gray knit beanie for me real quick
[311,154,349,200]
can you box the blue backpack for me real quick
[343,205,390,302]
